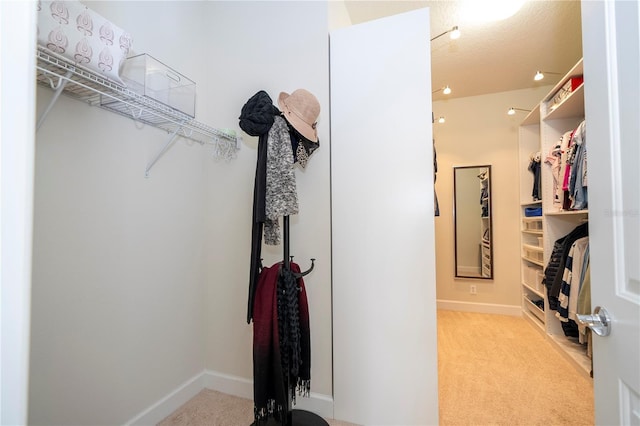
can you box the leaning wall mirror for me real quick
[453,165,493,279]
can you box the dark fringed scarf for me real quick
[252,262,311,423]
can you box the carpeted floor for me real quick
[158,310,594,425]
[437,310,593,425]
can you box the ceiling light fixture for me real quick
[438,116,446,124]
[507,107,532,116]
[432,85,452,95]
[534,71,562,81]
[430,26,460,42]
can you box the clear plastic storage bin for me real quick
[120,54,196,117]
[523,218,543,231]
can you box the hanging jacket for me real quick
[543,222,589,310]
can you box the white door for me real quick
[581,1,640,424]
[330,8,438,426]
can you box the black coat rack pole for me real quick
[282,215,293,426]
[283,216,291,271]
[278,216,327,426]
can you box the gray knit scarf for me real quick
[264,116,298,245]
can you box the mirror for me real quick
[454,165,493,279]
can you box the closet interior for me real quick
[518,58,591,378]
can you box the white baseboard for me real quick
[125,371,205,426]
[437,299,522,316]
[125,370,334,425]
[202,369,253,400]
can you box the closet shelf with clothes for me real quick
[518,57,592,379]
[35,47,239,176]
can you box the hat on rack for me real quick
[278,89,320,143]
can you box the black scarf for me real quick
[239,91,280,324]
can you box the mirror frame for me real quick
[453,165,493,279]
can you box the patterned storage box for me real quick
[37,1,133,85]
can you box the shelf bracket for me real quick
[144,122,185,178]
[125,105,144,120]
[36,70,73,130]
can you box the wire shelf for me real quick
[35,47,238,169]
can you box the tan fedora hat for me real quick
[278,89,320,142]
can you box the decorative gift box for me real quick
[37,0,133,85]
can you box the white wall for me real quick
[433,86,551,310]
[29,2,331,425]
[30,4,210,422]
[1,2,37,425]
[200,1,332,395]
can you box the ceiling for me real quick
[342,0,583,101]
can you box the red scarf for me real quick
[252,262,310,422]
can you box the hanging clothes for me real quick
[434,140,440,216]
[544,134,566,207]
[556,236,589,337]
[543,222,589,310]
[568,120,588,210]
[240,90,320,324]
[239,90,281,324]
[544,122,588,212]
[252,262,311,423]
[577,262,593,365]
[528,152,542,201]
[264,115,299,245]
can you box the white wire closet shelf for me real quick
[35,46,238,176]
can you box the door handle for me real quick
[576,306,611,337]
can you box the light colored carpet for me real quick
[437,310,593,426]
[159,310,593,425]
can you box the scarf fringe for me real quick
[296,378,311,398]
[254,399,286,424]
[253,380,312,423]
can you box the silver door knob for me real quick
[576,306,611,337]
